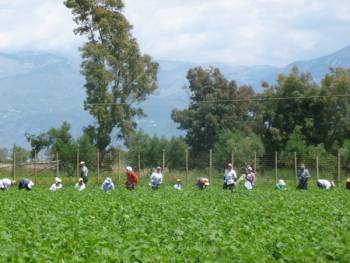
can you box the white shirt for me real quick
[150,172,163,186]
[224,169,237,185]
[75,183,86,192]
[317,179,332,189]
[0,178,12,189]
[174,183,182,190]
[50,183,63,192]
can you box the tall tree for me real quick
[171,67,256,156]
[64,0,159,154]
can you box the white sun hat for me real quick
[126,166,133,172]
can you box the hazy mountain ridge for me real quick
[0,46,350,147]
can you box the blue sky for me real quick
[0,0,350,66]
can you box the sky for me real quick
[0,0,350,66]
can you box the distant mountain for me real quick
[0,46,350,147]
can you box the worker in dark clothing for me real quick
[297,164,311,190]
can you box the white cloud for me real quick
[0,0,349,66]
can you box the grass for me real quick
[0,173,349,262]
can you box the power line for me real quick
[0,94,349,107]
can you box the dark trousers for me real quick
[297,178,309,190]
[223,183,235,190]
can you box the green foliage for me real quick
[0,147,9,162]
[65,0,159,153]
[214,130,265,169]
[1,185,349,261]
[172,67,257,156]
[13,145,30,163]
[126,130,188,170]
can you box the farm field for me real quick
[0,180,349,262]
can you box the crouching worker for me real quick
[346,178,350,190]
[317,179,335,190]
[223,163,237,191]
[196,177,209,190]
[297,164,311,190]
[50,177,63,192]
[150,166,163,190]
[19,178,34,191]
[174,179,183,190]
[0,178,16,190]
[125,166,138,191]
[101,177,115,192]
[275,179,287,191]
[75,178,86,192]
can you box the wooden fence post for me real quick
[209,149,213,184]
[338,151,341,185]
[97,150,100,184]
[316,155,319,180]
[56,152,59,178]
[254,151,257,174]
[118,150,121,185]
[294,152,298,185]
[34,151,37,184]
[138,152,141,177]
[12,145,16,182]
[275,152,278,184]
[185,148,189,185]
[76,150,80,178]
[231,151,234,167]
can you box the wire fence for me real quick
[0,148,348,187]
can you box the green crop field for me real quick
[0,179,349,262]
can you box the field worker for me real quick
[125,166,139,191]
[174,179,183,190]
[75,178,86,192]
[101,177,115,192]
[0,178,16,190]
[275,179,287,191]
[149,166,163,190]
[196,177,209,190]
[18,178,34,191]
[297,164,311,190]
[50,177,63,192]
[244,166,256,190]
[317,179,335,190]
[80,161,88,184]
[346,178,350,190]
[223,163,237,190]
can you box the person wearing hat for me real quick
[75,178,86,192]
[316,179,335,190]
[0,178,16,191]
[223,163,237,191]
[101,177,115,192]
[149,166,163,190]
[196,177,209,190]
[297,164,311,190]
[50,177,63,192]
[80,161,89,184]
[244,165,256,190]
[275,179,287,191]
[18,178,34,191]
[174,179,183,190]
[125,166,139,191]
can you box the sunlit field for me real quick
[0,176,349,262]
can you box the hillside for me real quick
[0,46,350,147]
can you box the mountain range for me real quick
[1,45,350,148]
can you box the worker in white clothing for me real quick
[50,177,63,192]
[150,166,163,190]
[101,177,115,192]
[174,179,183,190]
[0,178,16,190]
[223,163,237,191]
[75,178,86,192]
[317,179,335,190]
